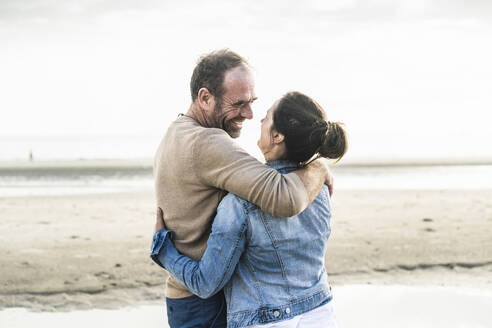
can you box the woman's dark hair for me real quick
[272,91,348,164]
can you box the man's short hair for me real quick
[190,49,249,102]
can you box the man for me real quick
[153,49,332,328]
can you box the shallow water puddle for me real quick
[1,285,491,328]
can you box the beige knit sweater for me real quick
[154,116,309,298]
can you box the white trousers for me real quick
[247,301,340,328]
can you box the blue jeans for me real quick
[166,291,227,328]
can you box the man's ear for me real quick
[197,88,216,114]
[271,129,285,145]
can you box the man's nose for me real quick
[241,104,253,120]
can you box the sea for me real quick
[1,161,491,198]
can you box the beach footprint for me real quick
[94,271,115,280]
[422,218,436,232]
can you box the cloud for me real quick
[1,0,491,24]
[0,0,167,21]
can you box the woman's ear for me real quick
[271,129,285,145]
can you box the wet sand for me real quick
[2,285,491,328]
[1,189,491,311]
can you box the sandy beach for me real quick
[1,188,491,312]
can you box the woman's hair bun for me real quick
[318,121,348,162]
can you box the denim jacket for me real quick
[151,160,333,328]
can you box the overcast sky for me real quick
[1,0,491,162]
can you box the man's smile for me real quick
[230,119,245,130]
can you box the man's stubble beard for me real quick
[210,98,241,138]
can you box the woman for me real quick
[151,91,347,327]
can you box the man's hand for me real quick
[154,207,166,233]
[293,157,335,209]
[306,158,334,197]
[317,158,334,197]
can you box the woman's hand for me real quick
[154,207,166,233]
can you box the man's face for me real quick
[210,65,257,138]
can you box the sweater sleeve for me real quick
[192,129,309,217]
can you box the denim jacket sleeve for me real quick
[150,194,248,299]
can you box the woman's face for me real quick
[257,100,278,161]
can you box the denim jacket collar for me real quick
[266,160,299,174]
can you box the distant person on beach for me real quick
[152,91,347,328]
[152,50,334,328]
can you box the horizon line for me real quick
[1,157,492,171]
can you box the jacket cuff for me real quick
[150,229,173,269]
